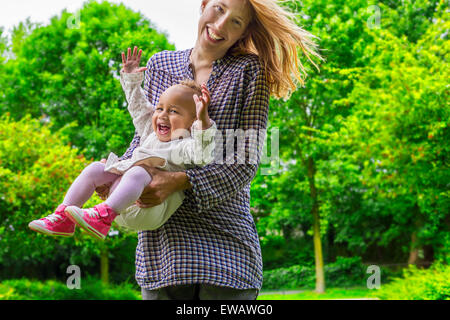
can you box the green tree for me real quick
[259,0,381,293]
[333,9,449,265]
[0,114,138,283]
[0,0,174,160]
[378,0,443,43]
[252,0,447,292]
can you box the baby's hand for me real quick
[121,46,148,73]
[193,83,212,129]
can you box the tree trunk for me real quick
[100,245,109,284]
[408,203,422,266]
[407,231,419,265]
[307,156,325,293]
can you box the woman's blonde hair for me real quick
[229,0,325,99]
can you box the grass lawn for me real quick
[257,287,378,300]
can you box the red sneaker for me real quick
[28,204,75,237]
[64,203,118,241]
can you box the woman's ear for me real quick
[200,0,209,14]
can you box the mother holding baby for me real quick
[115,0,322,300]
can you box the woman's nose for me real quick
[214,15,228,32]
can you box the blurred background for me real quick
[0,0,448,300]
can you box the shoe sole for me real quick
[64,207,106,241]
[28,222,74,237]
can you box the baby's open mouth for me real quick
[157,124,170,135]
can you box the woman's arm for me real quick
[185,67,270,212]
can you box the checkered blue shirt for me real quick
[121,49,270,290]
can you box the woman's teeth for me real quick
[208,28,224,41]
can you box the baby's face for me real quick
[152,85,197,142]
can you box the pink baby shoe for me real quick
[64,203,118,241]
[28,204,75,237]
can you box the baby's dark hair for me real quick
[178,79,202,96]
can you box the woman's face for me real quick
[197,0,252,57]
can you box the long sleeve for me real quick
[120,71,155,141]
[185,67,270,213]
[120,58,156,161]
[170,120,217,167]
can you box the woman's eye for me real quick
[214,5,224,13]
[233,19,241,26]
[170,110,178,114]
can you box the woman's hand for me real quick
[136,167,191,208]
[121,46,148,73]
[193,83,212,129]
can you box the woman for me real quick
[109,0,322,300]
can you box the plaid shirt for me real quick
[121,49,270,290]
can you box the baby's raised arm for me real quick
[120,47,155,141]
[173,85,217,167]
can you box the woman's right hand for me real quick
[121,46,148,73]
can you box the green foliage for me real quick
[0,277,140,300]
[259,234,315,270]
[0,114,88,262]
[258,287,373,300]
[262,264,314,291]
[378,0,444,43]
[262,257,367,290]
[374,263,450,300]
[0,0,175,159]
[0,114,137,282]
[253,0,388,273]
[332,10,449,256]
[252,0,449,271]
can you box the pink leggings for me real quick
[62,161,152,213]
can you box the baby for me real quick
[29,47,216,240]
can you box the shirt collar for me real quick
[184,48,235,81]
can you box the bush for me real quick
[374,263,450,300]
[0,114,137,283]
[0,277,140,300]
[262,256,367,290]
[0,114,90,265]
[262,264,315,290]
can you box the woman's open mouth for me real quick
[157,124,171,135]
[206,27,224,43]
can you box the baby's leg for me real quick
[63,161,120,207]
[104,166,152,213]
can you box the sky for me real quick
[0,0,201,50]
